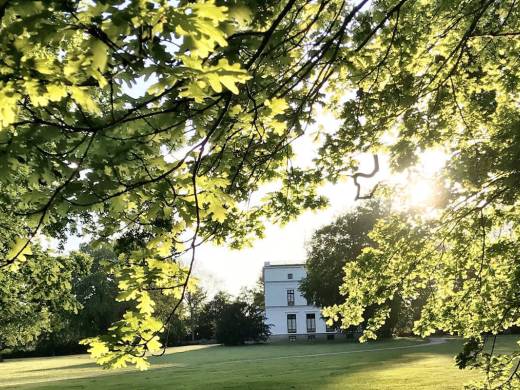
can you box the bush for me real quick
[215,301,270,346]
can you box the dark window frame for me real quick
[287,289,295,306]
[287,273,293,280]
[287,313,297,333]
[306,313,316,333]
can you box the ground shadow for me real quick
[3,339,482,390]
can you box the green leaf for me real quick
[69,86,101,114]
[91,40,108,72]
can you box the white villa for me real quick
[263,262,343,341]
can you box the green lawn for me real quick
[2,337,516,389]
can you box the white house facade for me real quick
[263,262,343,341]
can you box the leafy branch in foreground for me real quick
[0,0,357,368]
[2,1,520,385]
[319,1,520,388]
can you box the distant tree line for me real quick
[1,243,269,359]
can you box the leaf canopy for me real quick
[1,0,520,384]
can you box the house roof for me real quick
[263,263,305,268]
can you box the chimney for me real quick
[264,261,270,267]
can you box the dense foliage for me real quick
[301,201,411,337]
[215,300,270,345]
[318,1,520,388]
[34,244,133,355]
[0,245,89,358]
[196,291,232,340]
[300,201,386,308]
[185,287,207,341]
[2,242,199,358]
[0,0,329,369]
[1,0,520,386]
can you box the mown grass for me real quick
[2,336,518,389]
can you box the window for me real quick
[306,313,316,333]
[307,335,315,341]
[287,314,297,333]
[326,323,335,333]
[287,289,295,306]
[289,335,296,342]
[287,273,293,280]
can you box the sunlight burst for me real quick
[390,148,449,213]
[406,179,437,208]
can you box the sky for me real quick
[55,71,447,298]
[192,178,369,296]
[191,109,387,296]
[55,103,447,297]
[190,120,449,296]
[59,109,385,297]
[54,105,447,297]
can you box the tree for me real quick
[0,1,519,384]
[215,299,270,346]
[300,201,409,337]
[197,291,231,340]
[69,244,129,338]
[300,201,386,308]
[1,0,329,368]
[35,243,132,355]
[36,242,193,353]
[152,292,189,347]
[214,284,269,346]
[315,2,520,388]
[239,277,265,310]
[0,245,89,360]
[185,286,207,341]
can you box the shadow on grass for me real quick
[18,340,411,374]
[2,338,476,390]
[16,362,97,374]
